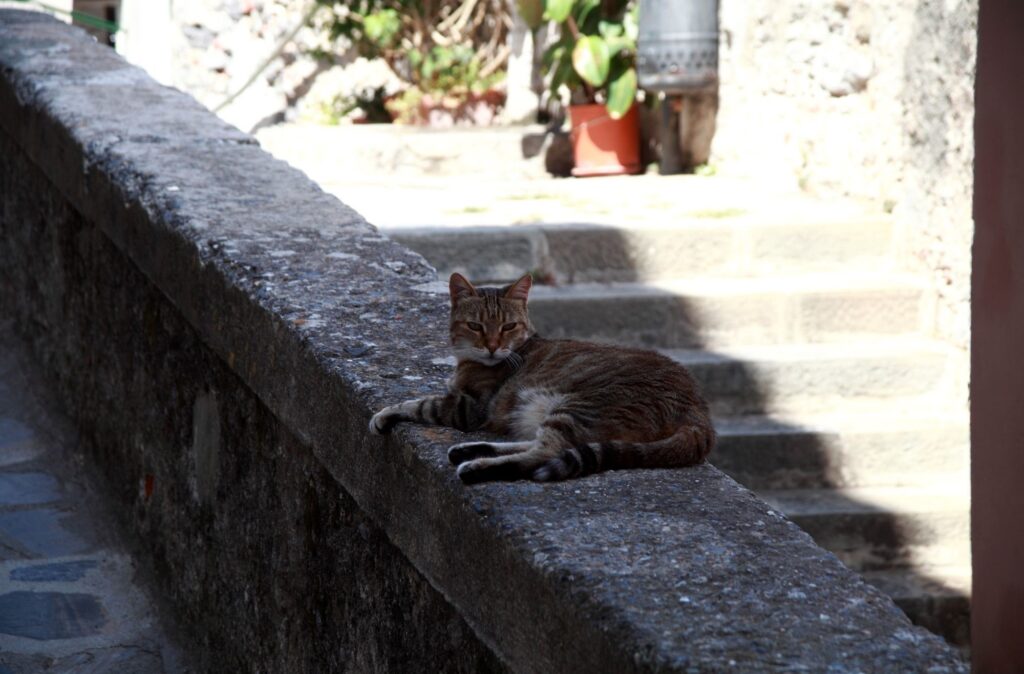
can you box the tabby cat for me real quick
[369,273,715,484]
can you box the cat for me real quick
[369,272,715,484]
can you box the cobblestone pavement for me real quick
[0,323,191,674]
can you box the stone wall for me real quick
[118,0,359,132]
[0,129,504,674]
[0,11,969,672]
[714,0,977,349]
[169,0,325,129]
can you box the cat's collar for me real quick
[501,335,539,373]
[514,334,540,356]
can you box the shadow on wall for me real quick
[403,221,969,648]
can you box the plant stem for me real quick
[565,15,595,101]
[566,13,581,40]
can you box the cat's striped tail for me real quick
[532,424,716,482]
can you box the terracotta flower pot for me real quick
[569,103,641,177]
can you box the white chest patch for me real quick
[510,389,567,440]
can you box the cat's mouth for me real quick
[453,347,510,367]
[483,352,510,366]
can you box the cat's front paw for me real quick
[447,442,497,465]
[368,408,398,435]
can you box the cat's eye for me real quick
[501,322,518,332]
[466,322,483,331]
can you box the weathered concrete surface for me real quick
[0,11,968,672]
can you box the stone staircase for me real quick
[383,208,971,647]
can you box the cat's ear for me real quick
[503,273,533,302]
[449,273,478,306]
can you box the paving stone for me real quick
[0,420,40,468]
[52,645,165,674]
[0,591,107,640]
[10,560,98,582]
[0,473,61,506]
[0,654,49,674]
[0,510,91,558]
[0,419,33,448]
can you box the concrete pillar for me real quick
[501,6,539,124]
[115,0,172,86]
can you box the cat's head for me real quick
[448,272,534,366]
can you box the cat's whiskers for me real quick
[504,351,524,372]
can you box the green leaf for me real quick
[604,35,632,56]
[572,35,611,87]
[543,0,573,23]
[574,0,601,30]
[517,0,545,29]
[363,9,400,47]
[624,3,639,41]
[605,65,637,119]
[542,42,565,68]
[598,20,624,39]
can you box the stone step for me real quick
[385,217,896,284]
[713,411,968,490]
[761,486,971,573]
[524,274,932,348]
[668,340,960,417]
[861,567,971,647]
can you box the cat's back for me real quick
[490,337,710,443]
[520,337,699,394]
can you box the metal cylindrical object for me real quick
[637,0,719,92]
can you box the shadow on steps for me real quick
[400,220,971,650]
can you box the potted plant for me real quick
[529,0,641,176]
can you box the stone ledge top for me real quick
[0,10,967,673]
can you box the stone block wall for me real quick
[117,0,358,132]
